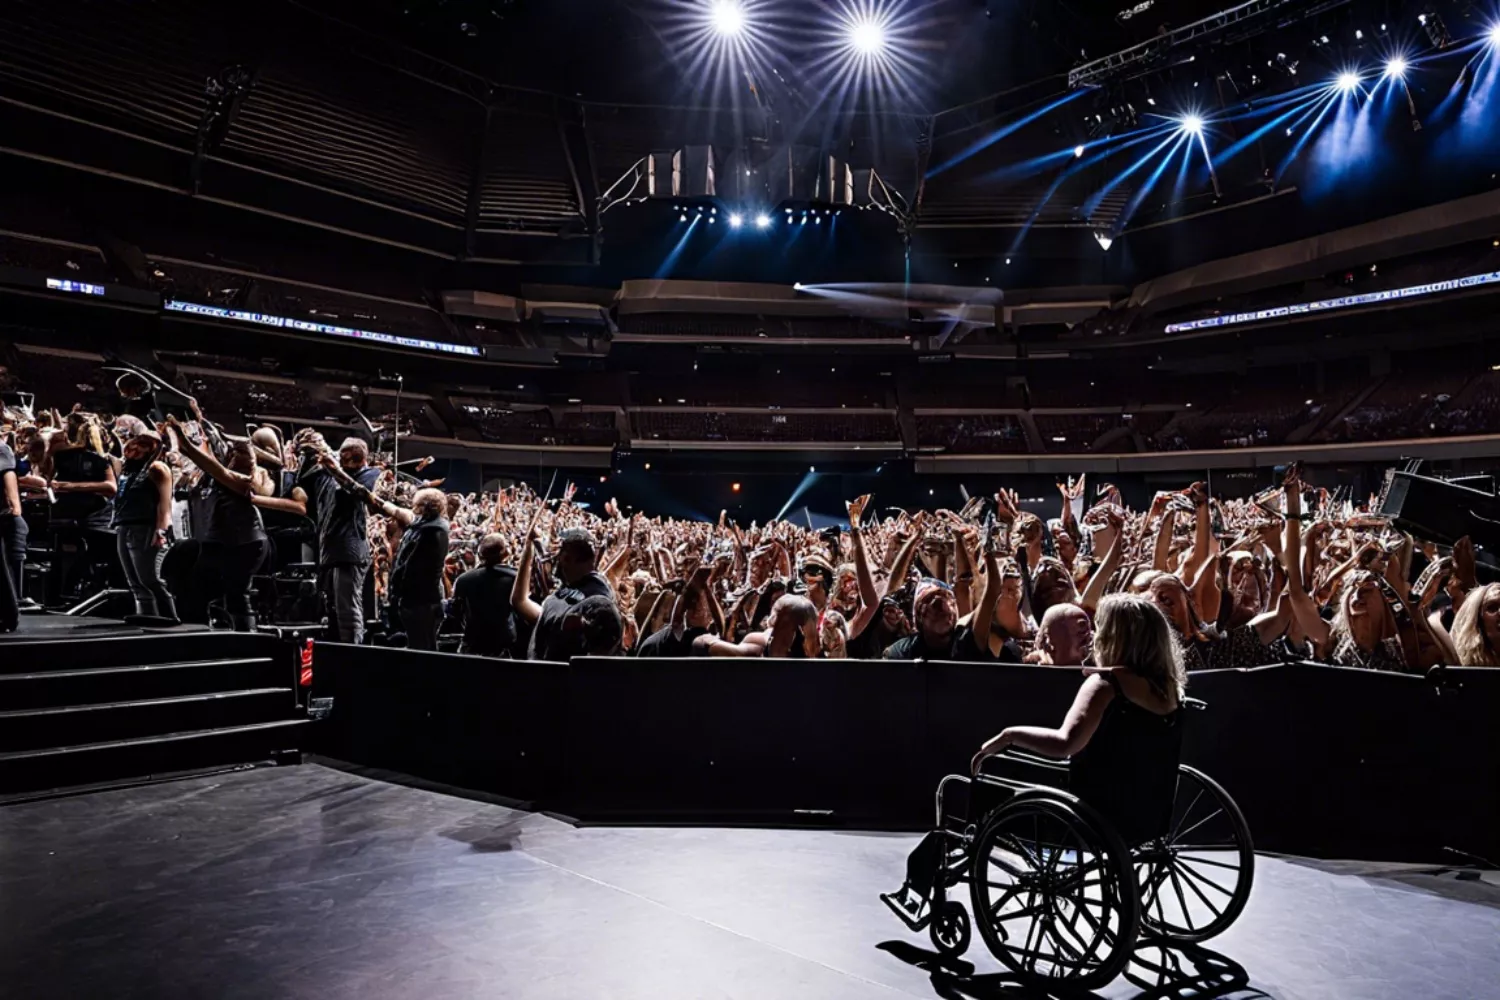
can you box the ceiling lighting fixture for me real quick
[709,0,745,37]
[848,15,887,56]
[1336,71,1361,93]
[1385,56,1407,79]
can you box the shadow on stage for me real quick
[877,938,1278,1000]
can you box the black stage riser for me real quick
[312,646,1500,865]
[0,631,308,795]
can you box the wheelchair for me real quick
[881,700,1253,990]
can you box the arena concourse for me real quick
[2,0,1499,997]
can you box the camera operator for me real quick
[296,433,380,644]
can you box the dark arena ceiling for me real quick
[1,0,1497,290]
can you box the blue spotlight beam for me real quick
[927,89,1090,179]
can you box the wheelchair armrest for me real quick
[1183,696,1208,711]
[985,746,1070,773]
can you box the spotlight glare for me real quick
[709,0,745,38]
[1074,144,1085,158]
[1385,56,1407,79]
[755,213,771,229]
[847,16,887,56]
[1490,24,1500,46]
[1094,231,1114,251]
[1179,114,1204,135]
[1336,71,1361,93]
[728,213,743,228]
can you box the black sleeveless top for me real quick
[112,458,160,528]
[199,478,266,546]
[1069,673,1183,846]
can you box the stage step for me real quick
[0,720,309,795]
[0,623,309,795]
[0,688,296,753]
[0,658,288,710]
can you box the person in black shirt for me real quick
[512,515,614,661]
[451,533,520,658]
[299,436,381,643]
[47,415,119,603]
[884,536,1017,662]
[383,487,451,652]
[635,564,717,657]
[0,437,22,631]
[111,429,176,621]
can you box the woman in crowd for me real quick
[165,419,271,632]
[1450,583,1500,667]
[111,428,176,620]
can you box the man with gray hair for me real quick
[299,434,380,643]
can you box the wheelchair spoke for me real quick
[1174,856,1235,897]
[1172,806,1225,845]
[1171,851,1242,870]
[1171,859,1225,916]
[1166,863,1195,929]
[1169,787,1204,842]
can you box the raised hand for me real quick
[846,493,872,528]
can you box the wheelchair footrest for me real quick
[880,886,930,932]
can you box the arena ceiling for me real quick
[1,0,1497,290]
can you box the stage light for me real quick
[1094,231,1114,251]
[731,482,742,493]
[1179,114,1204,135]
[729,213,743,228]
[755,213,771,228]
[1336,71,1361,93]
[1490,23,1500,47]
[679,213,688,222]
[1074,144,1085,157]
[709,0,745,37]
[1385,56,1407,79]
[848,16,887,56]
[793,282,804,290]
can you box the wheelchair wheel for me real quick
[929,901,971,957]
[968,793,1139,990]
[1136,766,1254,943]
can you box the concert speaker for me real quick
[767,146,823,202]
[1376,470,1500,548]
[677,145,717,197]
[825,156,853,205]
[646,152,676,197]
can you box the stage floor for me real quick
[1,611,212,641]
[1,764,1496,1000]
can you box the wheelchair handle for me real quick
[1183,696,1208,711]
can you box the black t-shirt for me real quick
[528,571,614,661]
[299,462,380,566]
[389,515,450,606]
[452,564,520,657]
[0,442,18,519]
[634,623,709,658]
[51,449,114,529]
[882,625,1022,663]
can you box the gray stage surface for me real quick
[1,763,1496,1000]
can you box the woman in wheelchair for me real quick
[971,593,1185,845]
[883,594,1253,987]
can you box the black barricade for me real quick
[313,646,1500,862]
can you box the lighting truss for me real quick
[1068,0,1353,89]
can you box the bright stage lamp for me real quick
[1074,144,1086,158]
[1336,71,1361,93]
[728,213,744,228]
[1179,114,1204,135]
[755,213,772,229]
[1489,23,1500,46]
[848,17,887,56]
[710,0,745,37]
[1384,56,1407,79]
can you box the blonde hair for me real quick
[411,488,448,519]
[1451,583,1500,667]
[1092,594,1187,701]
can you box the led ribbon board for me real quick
[1165,270,1500,334]
[165,300,482,356]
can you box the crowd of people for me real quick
[4,372,1499,673]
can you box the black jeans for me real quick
[398,601,442,651]
[199,538,269,618]
[117,524,176,619]
[0,513,22,630]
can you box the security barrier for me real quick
[312,645,1500,862]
